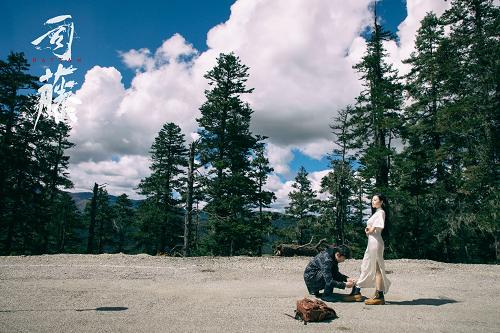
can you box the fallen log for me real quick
[275,237,328,257]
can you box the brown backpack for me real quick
[294,297,337,324]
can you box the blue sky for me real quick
[2,0,405,174]
[2,0,449,207]
[2,0,235,89]
[2,0,406,88]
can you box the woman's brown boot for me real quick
[364,290,385,305]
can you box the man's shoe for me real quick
[364,290,385,305]
[343,293,364,302]
[342,286,363,302]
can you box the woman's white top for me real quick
[367,209,385,237]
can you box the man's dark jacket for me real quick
[303,247,348,296]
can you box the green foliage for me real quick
[348,17,403,192]
[285,166,319,245]
[196,53,274,256]
[51,192,85,253]
[0,52,75,255]
[136,122,188,254]
[1,1,497,263]
[112,194,135,253]
[249,136,276,254]
[320,106,359,245]
[390,0,500,263]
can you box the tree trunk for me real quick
[275,237,328,257]
[183,142,195,256]
[86,183,98,254]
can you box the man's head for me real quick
[331,244,351,263]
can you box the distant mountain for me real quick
[66,191,144,211]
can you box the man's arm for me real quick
[320,255,346,295]
[333,270,349,282]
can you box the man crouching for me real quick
[304,244,355,298]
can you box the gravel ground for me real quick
[0,254,499,333]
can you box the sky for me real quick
[2,0,452,210]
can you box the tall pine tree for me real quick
[437,0,499,262]
[395,12,451,259]
[249,136,276,255]
[348,9,403,194]
[286,166,318,245]
[196,53,260,255]
[137,122,188,254]
[321,106,359,246]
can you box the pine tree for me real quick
[182,139,205,256]
[394,12,452,259]
[183,140,197,256]
[249,136,276,254]
[437,0,499,262]
[348,10,403,193]
[86,183,99,254]
[286,166,318,245]
[196,53,260,255]
[0,52,39,254]
[135,199,163,254]
[0,52,75,254]
[137,122,188,253]
[52,192,83,253]
[321,106,358,245]
[32,118,75,253]
[113,194,135,253]
[95,187,114,254]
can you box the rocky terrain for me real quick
[0,254,498,332]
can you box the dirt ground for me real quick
[0,254,498,333]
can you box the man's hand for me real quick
[345,281,354,288]
[348,278,357,284]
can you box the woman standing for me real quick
[344,193,391,305]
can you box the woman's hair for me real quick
[371,193,390,240]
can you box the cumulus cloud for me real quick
[264,169,330,211]
[68,155,151,199]
[264,173,294,211]
[67,0,452,207]
[265,143,295,176]
[119,48,155,72]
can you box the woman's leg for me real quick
[375,261,384,291]
[365,262,385,305]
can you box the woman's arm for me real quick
[365,226,383,235]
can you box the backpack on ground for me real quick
[293,297,337,324]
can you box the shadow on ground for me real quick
[0,306,128,313]
[315,293,458,307]
[387,298,458,306]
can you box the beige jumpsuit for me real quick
[356,209,391,293]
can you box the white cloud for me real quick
[309,169,330,200]
[69,66,127,163]
[155,33,198,62]
[119,48,155,72]
[68,155,150,199]
[265,143,294,176]
[299,139,334,160]
[67,0,451,205]
[264,168,331,211]
[264,173,294,211]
